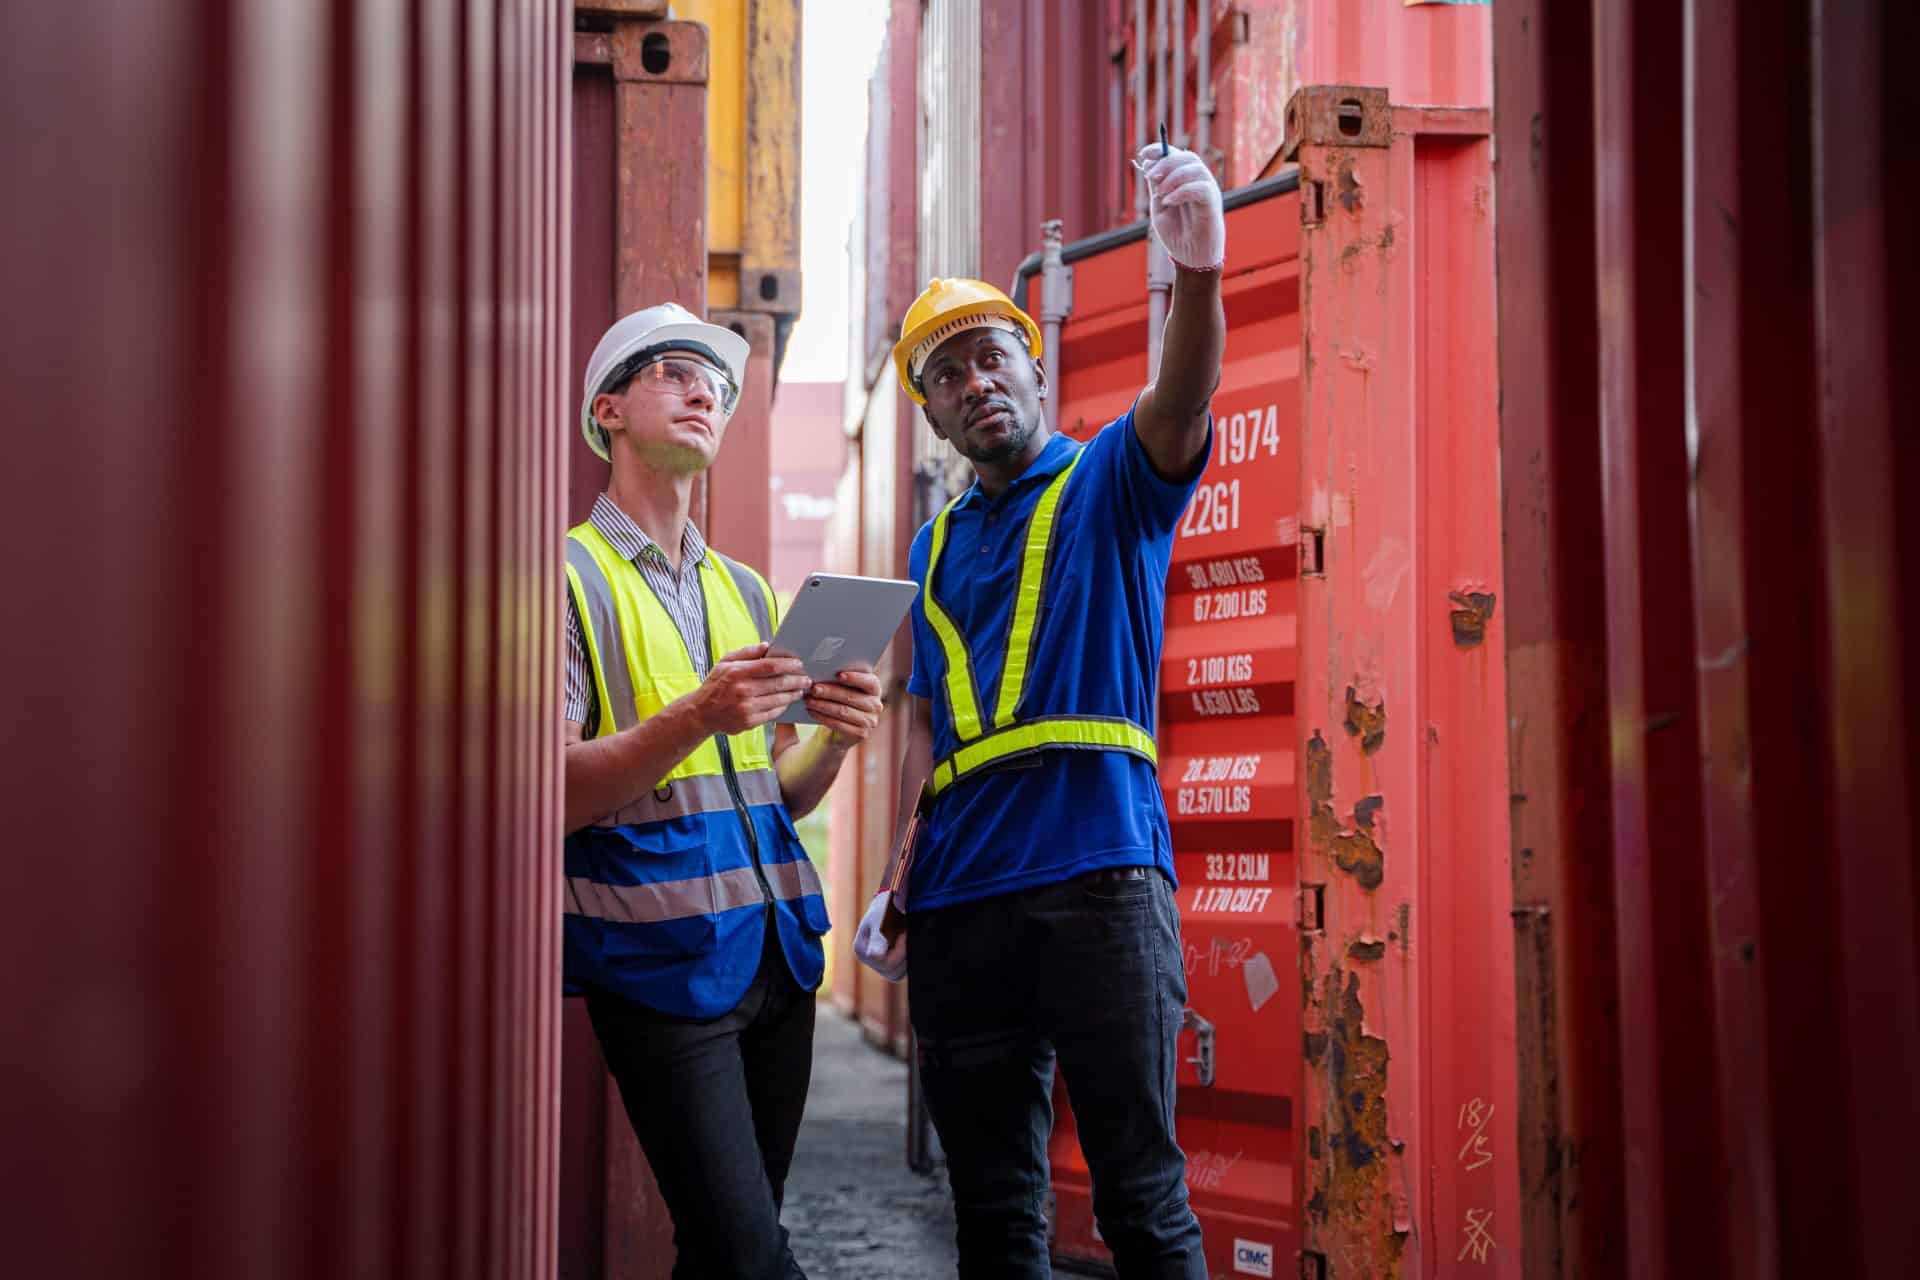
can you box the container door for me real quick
[1037,184,1304,1280]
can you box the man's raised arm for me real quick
[1132,144,1227,481]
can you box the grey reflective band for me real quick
[599,765,783,829]
[715,553,775,643]
[567,866,765,924]
[764,855,826,904]
[566,538,641,733]
[565,855,825,925]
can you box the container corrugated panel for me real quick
[855,382,913,1055]
[1029,181,1306,1280]
[0,2,570,1276]
[824,455,867,1016]
[1494,0,1920,1274]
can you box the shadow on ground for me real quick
[784,1007,958,1277]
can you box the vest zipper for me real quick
[714,734,775,909]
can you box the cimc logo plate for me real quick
[1233,1238,1276,1277]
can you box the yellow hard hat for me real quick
[892,277,1044,404]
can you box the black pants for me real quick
[909,868,1206,1279]
[586,921,814,1280]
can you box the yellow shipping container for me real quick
[677,0,802,364]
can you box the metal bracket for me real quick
[737,265,802,314]
[1181,1008,1216,1087]
[1283,85,1392,159]
[1038,220,1075,324]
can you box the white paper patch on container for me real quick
[1243,951,1280,1013]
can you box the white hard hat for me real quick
[579,303,750,461]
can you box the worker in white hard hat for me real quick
[855,144,1226,1276]
[561,302,882,1279]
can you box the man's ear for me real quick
[921,403,948,441]
[592,391,622,433]
[1033,357,1049,401]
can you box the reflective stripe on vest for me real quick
[922,446,1158,796]
[565,855,825,926]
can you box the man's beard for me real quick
[957,410,1036,466]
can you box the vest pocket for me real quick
[591,820,721,960]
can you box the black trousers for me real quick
[586,921,814,1280]
[908,868,1207,1279]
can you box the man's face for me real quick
[593,355,729,472]
[918,328,1047,466]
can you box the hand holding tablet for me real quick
[768,573,920,727]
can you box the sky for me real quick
[780,0,892,385]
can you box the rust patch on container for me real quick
[1303,967,1403,1270]
[1307,731,1386,889]
[1332,797,1386,890]
[1377,214,1402,262]
[1448,589,1498,647]
[1307,731,1335,835]
[1347,938,1387,962]
[1343,684,1386,753]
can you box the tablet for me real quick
[768,572,921,725]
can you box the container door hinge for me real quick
[1300,883,1326,933]
[1302,179,1326,227]
[1300,526,1326,575]
[1300,1249,1329,1280]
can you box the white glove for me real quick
[852,891,908,984]
[1136,144,1225,271]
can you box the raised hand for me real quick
[1135,144,1225,272]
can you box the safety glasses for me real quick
[607,353,739,414]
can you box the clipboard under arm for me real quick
[876,785,932,945]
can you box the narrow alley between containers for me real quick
[783,1014,957,1277]
[8,1,1916,1279]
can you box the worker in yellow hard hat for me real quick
[855,143,1227,1275]
[563,303,883,1278]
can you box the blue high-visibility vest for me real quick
[562,522,827,1017]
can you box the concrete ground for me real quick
[783,1007,958,1277]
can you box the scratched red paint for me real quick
[1292,84,1519,1277]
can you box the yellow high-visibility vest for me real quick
[922,447,1159,796]
[566,520,777,796]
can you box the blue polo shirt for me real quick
[905,408,1207,911]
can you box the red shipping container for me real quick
[1024,87,1521,1278]
[2,1,573,1275]
[1493,0,1920,1274]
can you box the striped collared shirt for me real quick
[564,494,712,733]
